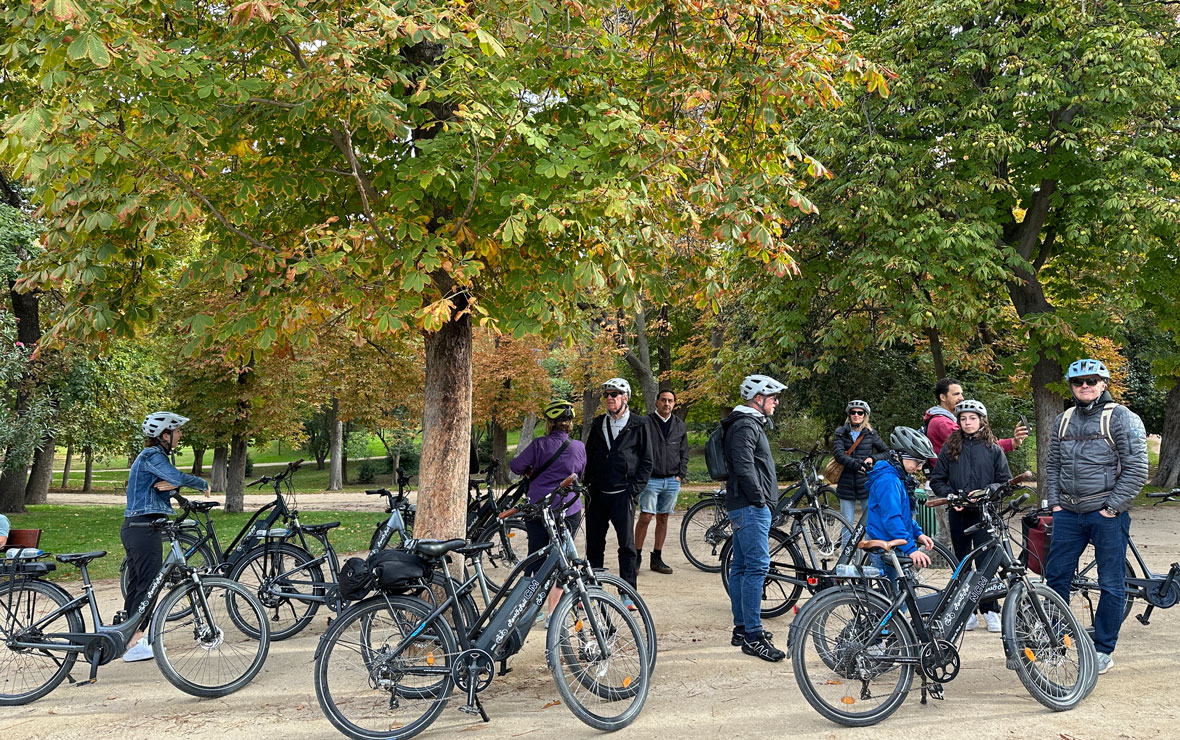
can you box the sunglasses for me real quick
[1070,377,1103,387]
[848,410,866,416]
[603,391,623,398]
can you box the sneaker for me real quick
[984,612,1002,633]
[731,629,773,647]
[620,595,638,611]
[741,633,785,663]
[122,637,154,663]
[965,613,979,631]
[1097,652,1114,675]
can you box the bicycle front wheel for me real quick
[1069,549,1135,632]
[679,497,730,573]
[790,586,916,727]
[151,576,270,698]
[593,572,658,672]
[229,541,325,640]
[720,528,805,618]
[0,579,83,705]
[791,507,852,565]
[315,595,457,740]
[547,589,650,731]
[1002,581,1097,711]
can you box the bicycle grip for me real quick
[498,507,519,520]
[925,498,949,507]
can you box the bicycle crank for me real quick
[919,639,961,682]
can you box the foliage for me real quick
[471,329,550,428]
[0,310,53,469]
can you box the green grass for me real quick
[53,459,407,494]
[6,505,390,582]
[51,435,393,472]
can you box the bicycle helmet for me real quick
[602,377,631,395]
[543,399,575,422]
[953,399,988,419]
[846,399,871,415]
[740,374,786,400]
[142,411,190,438]
[1065,358,1110,380]
[890,426,935,461]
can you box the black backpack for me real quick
[704,422,728,481]
[338,556,373,601]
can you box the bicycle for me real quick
[313,476,650,740]
[787,471,1097,727]
[365,465,417,552]
[0,519,270,705]
[463,458,530,592]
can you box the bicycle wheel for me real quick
[791,507,853,565]
[474,518,528,592]
[151,576,270,698]
[679,497,730,573]
[1002,581,1097,711]
[229,541,325,640]
[0,579,83,705]
[1069,549,1135,632]
[594,572,658,672]
[720,528,805,618]
[912,540,958,596]
[547,589,649,731]
[120,532,216,600]
[315,595,457,740]
[790,586,916,727]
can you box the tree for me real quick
[472,330,550,480]
[3,0,888,536]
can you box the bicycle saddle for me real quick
[857,538,909,553]
[410,538,468,558]
[56,551,108,566]
[188,500,221,512]
[301,522,341,535]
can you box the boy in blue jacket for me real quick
[866,427,937,581]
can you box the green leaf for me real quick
[86,35,111,68]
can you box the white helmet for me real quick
[846,399,871,415]
[740,374,786,400]
[954,400,988,419]
[142,411,190,438]
[602,378,631,395]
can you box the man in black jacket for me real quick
[635,389,689,574]
[585,378,653,595]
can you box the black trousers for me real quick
[525,511,583,577]
[948,507,999,614]
[121,515,165,630]
[585,490,638,588]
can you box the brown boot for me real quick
[650,550,673,575]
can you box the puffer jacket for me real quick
[1045,391,1148,514]
[723,406,777,511]
[831,424,889,501]
[929,435,1011,499]
[865,459,924,555]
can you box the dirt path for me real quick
[5,503,1180,740]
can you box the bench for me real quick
[5,529,42,548]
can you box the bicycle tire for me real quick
[315,595,457,740]
[473,517,528,593]
[679,497,730,573]
[0,579,83,705]
[151,576,270,698]
[229,541,325,640]
[547,589,649,731]
[1002,581,1097,711]
[790,586,916,727]
[720,528,805,618]
[790,506,853,565]
[119,531,216,601]
[1069,552,1135,631]
[593,572,658,672]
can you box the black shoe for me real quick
[742,633,785,662]
[732,629,774,647]
[650,554,673,575]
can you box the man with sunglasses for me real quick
[1044,358,1149,676]
[585,378,653,599]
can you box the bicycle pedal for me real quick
[457,704,482,717]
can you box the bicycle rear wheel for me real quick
[547,589,649,731]
[473,518,527,593]
[229,541,325,640]
[1069,548,1135,632]
[0,579,82,705]
[120,532,216,601]
[720,528,805,618]
[791,507,852,566]
[593,572,658,672]
[1002,581,1097,711]
[151,576,270,698]
[679,497,730,573]
[789,586,916,727]
[315,595,457,740]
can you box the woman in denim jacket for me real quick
[120,412,210,662]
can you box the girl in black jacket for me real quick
[929,399,1011,631]
[831,400,889,536]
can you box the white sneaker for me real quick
[965,613,979,631]
[984,612,1002,633]
[122,637,154,663]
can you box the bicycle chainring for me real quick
[919,639,960,682]
[452,648,496,693]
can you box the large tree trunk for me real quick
[1153,381,1180,488]
[60,444,73,489]
[83,448,94,492]
[620,304,658,412]
[24,434,54,504]
[0,469,26,514]
[416,307,472,540]
[581,386,599,443]
[491,420,509,485]
[518,414,537,450]
[190,447,206,476]
[657,304,672,390]
[327,396,343,491]
[1030,354,1064,484]
[0,277,45,513]
[925,328,947,380]
[226,433,248,513]
[210,446,228,492]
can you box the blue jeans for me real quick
[839,498,862,546]
[728,504,772,636]
[638,477,681,515]
[1045,509,1130,655]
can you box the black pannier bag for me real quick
[338,556,374,601]
[369,549,430,592]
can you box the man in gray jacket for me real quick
[1044,358,1149,675]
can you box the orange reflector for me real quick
[841,696,856,705]
[427,653,435,665]
[623,676,632,688]
[1064,634,1073,649]
[507,532,516,538]
[1024,647,1036,662]
[575,620,583,631]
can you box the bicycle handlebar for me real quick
[1146,489,1180,499]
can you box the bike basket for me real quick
[337,556,373,601]
[368,549,430,592]
[1021,511,1053,576]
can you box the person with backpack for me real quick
[722,374,788,662]
[831,400,888,538]
[922,377,1027,460]
[929,400,1011,632]
[1044,359,1149,675]
[585,378,653,601]
[865,427,937,587]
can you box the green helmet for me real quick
[543,399,575,422]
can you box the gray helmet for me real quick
[740,374,786,400]
[602,378,631,395]
[953,399,988,419]
[142,411,189,438]
[846,400,871,415]
[890,426,935,461]
[1066,358,1110,380]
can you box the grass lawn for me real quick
[6,505,390,582]
[53,459,407,494]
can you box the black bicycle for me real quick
[313,476,650,740]
[787,472,1097,727]
[0,519,270,705]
